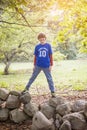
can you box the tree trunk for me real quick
[4,62,11,75]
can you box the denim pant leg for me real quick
[26,66,41,90]
[43,68,55,92]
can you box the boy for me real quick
[22,33,55,97]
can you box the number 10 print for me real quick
[39,50,46,57]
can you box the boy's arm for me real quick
[49,44,53,66]
[34,55,36,66]
[33,55,36,71]
[50,54,53,66]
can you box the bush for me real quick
[53,51,66,61]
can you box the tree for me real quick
[0,25,35,74]
[52,0,87,56]
[0,0,87,75]
[0,0,55,74]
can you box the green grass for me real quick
[0,60,87,94]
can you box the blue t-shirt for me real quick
[34,43,53,68]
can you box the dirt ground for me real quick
[0,90,87,130]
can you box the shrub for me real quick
[53,51,66,61]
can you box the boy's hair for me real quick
[37,33,46,39]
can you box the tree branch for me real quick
[15,7,37,33]
[0,20,48,27]
[0,20,28,27]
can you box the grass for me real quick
[0,60,87,94]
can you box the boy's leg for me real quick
[43,68,55,93]
[25,66,41,90]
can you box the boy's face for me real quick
[38,37,46,44]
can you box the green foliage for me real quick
[15,84,24,91]
[51,0,87,54]
[53,51,66,61]
[0,81,9,89]
[73,83,86,91]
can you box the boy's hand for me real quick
[49,66,52,71]
[33,66,35,72]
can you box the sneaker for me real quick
[21,89,29,94]
[51,92,56,98]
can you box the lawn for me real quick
[0,60,87,95]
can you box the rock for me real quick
[10,90,21,96]
[20,92,31,104]
[31,125,55,130]
[49,96,65,108]
[71,100,86,112]
[63,112,86,130]
[0,108,9,121]
[0,88,9,100]
[10,109,28,123]
[0,101,6,108]
[84,102,87,119]
[0,99,4,106]
[56,103,71,116]
[40,103,55,119]
[59,120,71,130]
[56,114,63,125]
[31,111,53,130]
[31,125,38,130]
[55,119,60,129]
[24,102,38,117]
[6,95,20,109]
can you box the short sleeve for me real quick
[34,46,37,56]
[49,44,53,54]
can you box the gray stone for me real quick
[71,100,86,112]
[0,99,4,106]
[24,102,38,117]
[0,108,9,121]
[31,125,55,130]
[63,112,86,130]
[0,88,9,100]
[31,125,38,130]
[31,111,53,130]
[55,119,60,129]
[49,96,65,108]
[6,95,20,109]
[56,103,71,116]
[20,92,31,104]
[40,103,55,119]
[10,109,28,123]
[10,90,21,96]
[56,114,63,125]
[59,120,71,130]
[84,102,87,119]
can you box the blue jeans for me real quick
[26,66,55,92]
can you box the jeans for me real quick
[26,66,55,92]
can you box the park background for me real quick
[0,0,87,96]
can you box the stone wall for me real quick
[0,88,87,130]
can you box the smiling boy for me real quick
[22,33,55,97]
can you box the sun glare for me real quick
[50,9,64,17]
[49,2,64,17]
